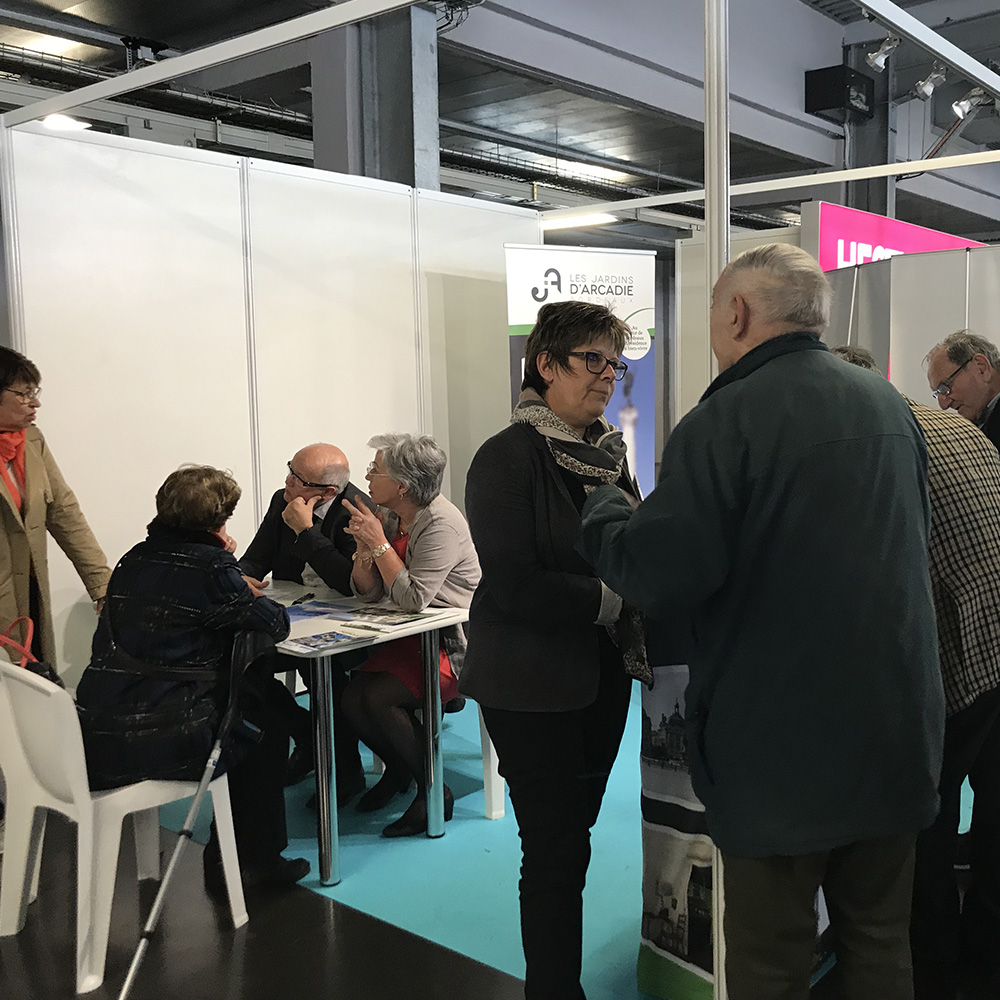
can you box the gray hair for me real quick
[724,243,832,332]
[926,329,1000,370]
[368,433,447,508]
[830,344,884,377]
[322,461,350,492]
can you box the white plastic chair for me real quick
[372,702,505,819]
[0,661,248,994]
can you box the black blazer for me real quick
[238,483,373,597]
[459,423,614,712]
[982,401,1000,453]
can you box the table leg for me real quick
[421,628,445,837]
[312,654,340,885]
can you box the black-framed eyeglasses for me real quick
[566,351,628,381]
[6,386,41,402]
[286,461,335,490]
[932,358,971,399]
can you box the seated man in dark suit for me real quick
[239,442,371,803]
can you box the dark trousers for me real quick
[723,834,917,1000]
[269,650,364,779]
[208,666,291,868]
[480,654,631,1000]
[911,684,1000,986]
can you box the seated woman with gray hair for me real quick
[341,433,481,837]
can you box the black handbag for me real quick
[0,616,64,688]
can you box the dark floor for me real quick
[0,813,525,1000]
[3,815,986,1000]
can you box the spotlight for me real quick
[952,86,987,119]
[865,35,900,73]
[913,63,947,101]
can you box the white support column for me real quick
[704,1,730,995]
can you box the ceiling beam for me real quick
[0,76,313,158]
[0,2,182,56]
[1,0,421,128]
[541,146,1000,219]
[440,117,700,189]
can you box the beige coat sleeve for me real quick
[38,435,111,600]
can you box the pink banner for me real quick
[817,202,983,272]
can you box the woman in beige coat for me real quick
[0,346,109,666]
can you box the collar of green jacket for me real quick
[701,331,827,403]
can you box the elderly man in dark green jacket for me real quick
[581,243,944,1000]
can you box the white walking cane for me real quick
[117,631,273,1000]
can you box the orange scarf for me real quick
[0,430,26,512]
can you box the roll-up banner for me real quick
[504,245,657,499]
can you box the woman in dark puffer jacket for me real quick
[76,465,307,892]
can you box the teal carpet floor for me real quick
[163,684,650,1000]
[165,683,973,999]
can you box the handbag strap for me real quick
[1,616,35,669]
[103,600,218,683]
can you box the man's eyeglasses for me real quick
[6,386,40,402]
[932,358,971,399]
[366,461,393,478]
[286,462,336,490]
[566,351,628,381]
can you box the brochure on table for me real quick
[278,598,456,655]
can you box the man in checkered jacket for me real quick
[834,345,1000,1000]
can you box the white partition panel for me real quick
[888,249,969,400]
[825,267,858,348]
[9,126,253,682]
[968,245,1000,339]
[853,258,892,374]
[415,191,540,505]
[247,161,420,499]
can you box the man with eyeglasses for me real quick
[926,330,1000,452]
[834,344,1000,1000]
[239,442,373,799]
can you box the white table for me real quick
[269,581,469,886]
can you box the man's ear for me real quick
[731,292,752,341]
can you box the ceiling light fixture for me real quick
[952,86,989,119]
[540,213,617,231]
[865,35,900,73]
[913,62,947,100]
[41,114,92,132]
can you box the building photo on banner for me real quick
[504,245,657,499]
[639,668,834,1000]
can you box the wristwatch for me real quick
[371,542,391,560]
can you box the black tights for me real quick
[341,671,425,792]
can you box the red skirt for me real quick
[360,634,458,703]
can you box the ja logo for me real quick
[531,268,562,303]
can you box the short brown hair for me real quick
[831,344,883,376]
[522,300,629,396]
[155,466,241,532]
[0,346,40,395]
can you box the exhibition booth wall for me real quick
[675,220,1000,426]
[826,244,1000,402]
[1,124,540,683]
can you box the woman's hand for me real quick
[214,527,238,554]
[343,498,387,550]
[242,575,269,598]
